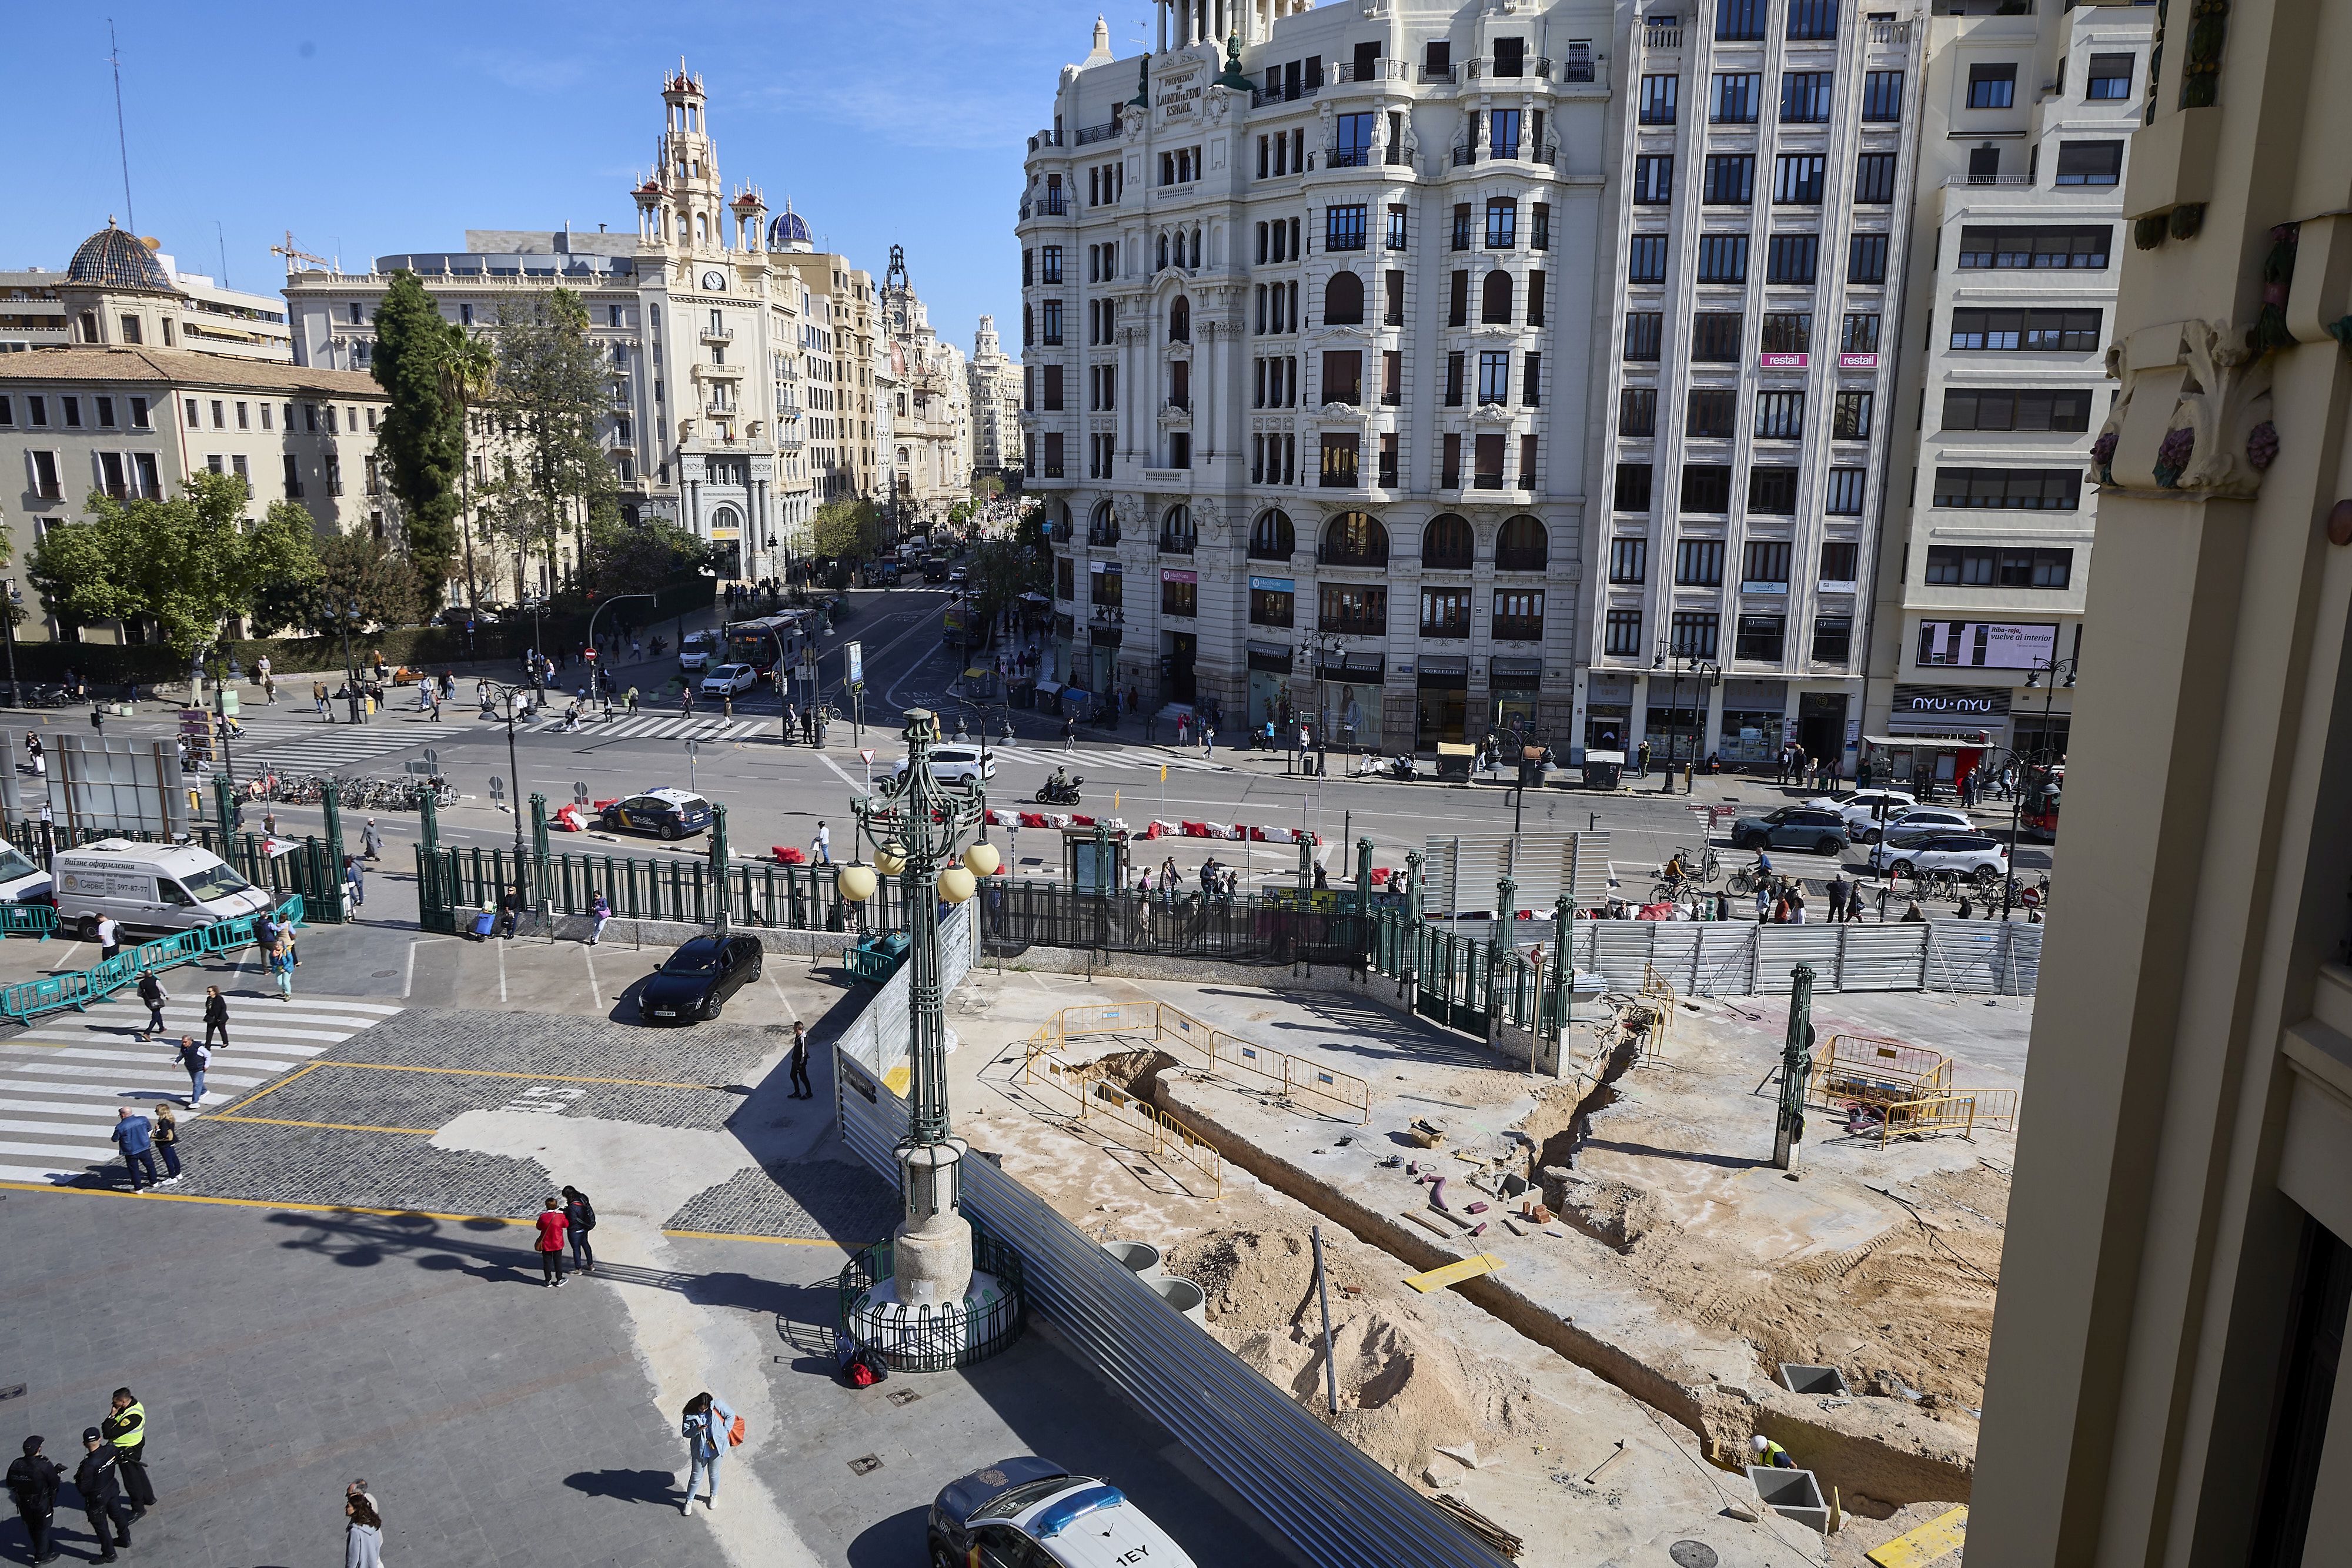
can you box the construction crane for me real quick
[270,230,331,272]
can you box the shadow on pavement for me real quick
[844,1503,933,1567]
[562,1467,681,1506]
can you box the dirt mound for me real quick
[1539,1170,1675,1252]
[1165,1228,1538,1479]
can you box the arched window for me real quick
[1188,228,1201,268]
[1322,270,1364,325]
[1157,233,1170,270]
[1088,498,1117,545]
[1481,270,1513,324]
[1422,514,1475,569]
[1161,504,1195,553]
[1249,508,1295,560]
[1496,515,1549,571]
[1022,305,1034,347]
[1168,296,1191,343]
[1319,511,1388,567]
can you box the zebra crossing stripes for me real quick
[984,743,1228,773]
[0,994,402,1185]
[236,723,436,776]
[523,714,771,742]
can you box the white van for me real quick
[0,835,52,904]
[52,838,273,938]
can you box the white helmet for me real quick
[1750,1435,1771,1453]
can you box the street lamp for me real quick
[479,680,534,858]
[336,597,365,724]
[585,592,654,712]
[1651,646,1719,793]
[2001,656,2074,920]
[833,708,1014,1360]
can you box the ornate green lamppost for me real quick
[834,708,1002,1327]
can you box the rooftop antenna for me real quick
[215,220,229,288]
[106,19,136,234]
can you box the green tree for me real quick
[26,472,317,654]
[579,514,710,597]
[250,530,428,637]
[810,497,882,561]
[432,325,497,605]
[490,288,612,598]
[966,535,1048,644]
[369,271,463,606]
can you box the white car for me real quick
[700,663,760,698]
[1867,828,2009,880]
[931,1459,1199,1568]
[1807,788,1918,839]
[894,745,995,784]
[1875,805,1977,840]
[677,633,715,673]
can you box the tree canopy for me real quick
[369,271,463,605]
[26,472,318,654]
[487,288,612,597]
[578,514,710,599]
[250,530,429,637]
[810,497,884,561]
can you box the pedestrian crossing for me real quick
[519,713,775,743]
[234,721,436,777]
[0,992,403,1186]
[980,742,1230,774]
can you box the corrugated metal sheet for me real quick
[1755,928,1843,994]
[1421,831,1612,915]
[1552,915,2038,998]
[1692,925,1760,995]
[1839,926,1930,990]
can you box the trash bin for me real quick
[1582,750,1625,790]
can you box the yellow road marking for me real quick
[208,1115,441,1136]
[1404,1252,1507,1293]
[0,1179,533,1224]
[213,1059,321,1116]
[308,1061,723,1091]
[1867,1505,1968,1567]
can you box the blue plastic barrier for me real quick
[0,895,304,1024]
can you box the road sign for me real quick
[683,738,699,755]
[847,640,864,687]
[489,774,506,803]
[422,750,439,769]
[573,781,590,805]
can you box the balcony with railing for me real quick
[1870,17,1912,42]
[1027,129,1063,152]
[1418,63,1458,83]
[1073,118,1122,146]
[700,325,734,344]
[1645,19,1685,48]
[1088,521,1121,547]
[1251,80,1324,107]
[1018,193,1071,221]
[1327,148,1375,169]
[1492,616,1545,643]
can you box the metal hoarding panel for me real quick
[1421,832,1612,916]
[1753,927,1843,994]
[1838,926,1931,991]
[1693,924,1760,997]
[1924,921,2001,993]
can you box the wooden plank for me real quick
[1866,1505,1968,1567]
[1404,1252,1506,1293]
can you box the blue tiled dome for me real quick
[68,221,172,292]
[767,206,812,248]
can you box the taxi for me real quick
[930,1457,1197,1568]
[598,787,713,841]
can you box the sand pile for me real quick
[1165,1228,1539,1480]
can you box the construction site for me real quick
[932,947,2023,1566]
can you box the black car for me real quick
[1729,805,1851,855]
[637,935,764,1024]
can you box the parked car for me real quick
[1866,829,2009,881]
[52,838,270,938]
[929,1457,1200,1568]
[677,632,716,673]
[600,788,713,841]
[1873,805,1977,840]
[700,663,760,698]
[0,834,54,905]
[1805,788,1918,838]
[637,934,764,1023]
[894,745,995,785]
[1729,806,1850,855]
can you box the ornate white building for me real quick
[880,247,972,530]
[1023,0,1611,743]
[967,314,1024,479]
[284,67,840,593]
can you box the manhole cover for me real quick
[1669,1545,1719,1568]
[0,1383,24,1401]
[885,1387,923,1406]
[372,969,396,978]
[847,1453,884,1475]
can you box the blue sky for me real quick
[12,1,1135,355]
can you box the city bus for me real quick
[721,614,808,676]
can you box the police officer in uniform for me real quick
[6,1435,62,1564]
[73,1430,129,1562]
[101,1389,153,1519]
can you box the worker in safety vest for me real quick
[101,1389,155,1517]
[1750,1434,1795,1469]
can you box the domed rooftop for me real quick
[767,202,812,250]
[68,220,173,293]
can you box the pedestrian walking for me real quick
[111,1109,159,1191]
[560,1185,597,1273]
[345,1493,384,1568]
[100,1391,152,1521]
[1825,875,1847,923]
[626,686,640,716]
[7,1435,62,1565]
[533,1195,569,1286]
[151,1105,182,1184]
[73,1432,129,1563]
[1753,881,1770,922]
[680,688,694,718]
[133,972,168,1041]
[270,932,296,1000]
[93,914,121,963]
[589,891,612,946]
[789,1021,811,1099]
[362,819,386,864]
[345,854,366,911]
[1062,714,1076,754]
[678,1392,737,1513]
[198,985,229,1052]
[1201,723,1214,758]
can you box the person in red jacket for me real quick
[533,1196,569,1288]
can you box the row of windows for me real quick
[1615,462,1868,516]
[1609,537,1861,586]
[1621,309,1879,356]
[1956,224,2110,270]
[1645,68,1890,125]
[1949,307,2103,353]
[1635,151,1900,207]
[1932,466,2082,510]
[1965,58,2131,110]
[1604,606,1855,664]
[0,392,153,431]
[1923,545,2073,588]
[1622,386,1873,441]
[1942,387,2094,432]
[1239,584,1550,638]
[1715,0,1845,43]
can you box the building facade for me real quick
[967,314,1025,479]
[1860,0,2154,785]
[1,222,294,363]
[1578,0,1925,770]
[1967,0,2352,1557]
[1024,0,1611,743]
[880,248,973,531]
[285,68,819,593]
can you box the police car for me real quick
[599,787,714,841]
[930,1457,1197,1568]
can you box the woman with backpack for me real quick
[133,972,169,1041]
[679,1392,737,1513]
[560,1186,596,1273]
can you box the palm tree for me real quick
[432,326,497,608]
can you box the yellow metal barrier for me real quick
[1154,1001,1371,1124]
[1019,1041,1225,1198]
[1639,964,1678,1062]
[1812,1034,1954,1111]
[1878,1088,2020,1144]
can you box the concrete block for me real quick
[1778,1363,1852,1398]
[1747,1466,1830,1533]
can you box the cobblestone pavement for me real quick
[662,1158,898,1243]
